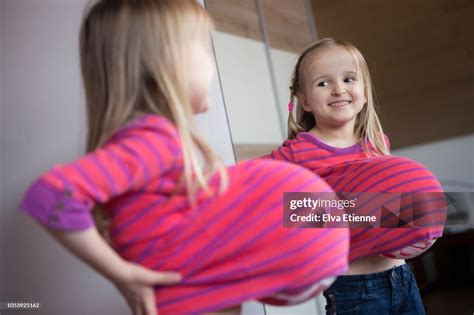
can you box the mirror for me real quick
[206,1,473,314]
[207,0,473,159]
[206,0,316,161]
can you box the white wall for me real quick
[392,134,474,191]
[0,1,127,314]
[212,31,288,145]
[0,1,235,314]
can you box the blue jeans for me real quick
[323,264,425,315]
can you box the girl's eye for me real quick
[317,81,329,87]
[344,77,355,83]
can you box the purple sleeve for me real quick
[20,178,94,231]
[19,115,180,231]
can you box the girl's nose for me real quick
[332,83,346,95]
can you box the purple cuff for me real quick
[20,179,94,231]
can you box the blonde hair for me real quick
[287,38,389,156]
[80,0,227,234]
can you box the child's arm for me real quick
[43,224,181,315]
[20,115,180,231]
[20,115,181,314]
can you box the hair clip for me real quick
[288,101,294,112]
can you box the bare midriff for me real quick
[346,255,405,275]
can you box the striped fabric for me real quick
[264,132,446,262]
[20,115,349,314]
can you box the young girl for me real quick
[19,2,350,315]
[264,38,446,314]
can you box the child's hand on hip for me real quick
[113,261,182,315]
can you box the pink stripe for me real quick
[105,149,133,185]
[159,231,346,307]
[342,159,412,191]
[117,141,150,181]
[71,163,101,200]
[361,168,431,191]
[185,172,328,275]
[89,155,118,194]
[379,175,439,192]
[148,163,274,267]
[171,165,310,270]
[151,164,317,270]
[127,134,167,171]
[332,157,396,191]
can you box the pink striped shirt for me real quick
[20,115,350,313]
[264,132,446,262]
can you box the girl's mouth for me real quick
[328,100,352,107]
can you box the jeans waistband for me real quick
[327,264,412,292]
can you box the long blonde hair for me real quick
[80,0,227,232]
[287,38,389,156]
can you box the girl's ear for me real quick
[298,93,312,112]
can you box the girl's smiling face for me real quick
[299,45,367,129]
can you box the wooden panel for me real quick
[312,0,474,148]
[205,0,262,42]
[234,144,279,161]
[205,0,312,52]
[261,0,313,52]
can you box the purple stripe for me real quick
[127,135,166,173]
[130,200,189,256]
[342,159,412,192]
[160,231,347,308]
[106,149,133,187]
[351,226,439,254]
[110,191,144,217]
[150,163,324,271]
[196,247,343,314]
[88,155,118,195]
[129,131,181,156]
[136,238,159,263]
[299,133,362,154]
[333,157,398,191]
[361,168,430,192]
[149,163,279,267]
[71,163,101,200]
[186,229,345,284]
[380,175,439,192]
[273,149,292,162]
[190,252,348,314]
[174,166,312,271]
[374,230,442,251]
[325,162,353,188]
[116,199,188,252]
[184,177,326,275]
[49,169,73,191]
[292,145,323,154]
[119,141,151,182]
[298,151,359,164]
[111,197,166,236]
